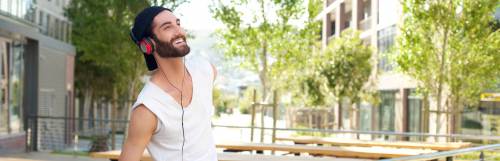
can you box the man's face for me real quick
[151,11,190,58]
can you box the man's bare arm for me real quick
[119,105,156,161]
[210,62,218,83]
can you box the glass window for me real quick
[374,90,396,140]
[359,101,372,131]
[461,95,500,144]
[0,41,8,134]
[341,97,351,130]
[10,41,24,133]
[407,89,422,141]
[377,25,396,72]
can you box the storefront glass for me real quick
[407,89,422,141]
[374,90,396,140]
[0,38,25,134]
[461,93,500,144]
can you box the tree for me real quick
[210,0,308,102]
[66,0,190,140]
[320,29,379,130]
[210,0,311,130]
[390,0,500,140]
[238,86,262,114]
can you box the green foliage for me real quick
[390,0,500,136]
[213,86,237,116]
[210,0,317,102]
[238,86,261,114]
[290,125,327,137]
[321,29,379,105]
[286,30,379,107]
[52,151,91,156]
[66,0,189,99]
[457,152,500,160]
[462,116,483,129]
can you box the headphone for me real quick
[130,29,155,54]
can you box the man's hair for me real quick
[142,21,157,40]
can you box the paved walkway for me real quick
[0,151,107,161]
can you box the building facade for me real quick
[0,0,75,151]
[315,0,500,142]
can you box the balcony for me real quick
[360,16,372,32]
[328,34,336,42]
[0,0,72,43]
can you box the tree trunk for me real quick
[435,25,449,142]
[308,107,313,136]
[112,87,117,150]
[122,81,136,146]
[82,89,93,136]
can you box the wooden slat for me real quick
[0,158,45,161]
[90,151,371,161]
[276,136,473,151]
[91,150,152,161]
[216,142,437,159]
[217,153,371,161]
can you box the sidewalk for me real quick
[0,151,107,161]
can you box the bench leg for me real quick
[446,156,453,161]
[110,159,118,161]
[294,142,306,156]
[256,150,263,154]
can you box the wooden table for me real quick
[216,142,437,159]
[90,150,371,161]
[276,136,473,151]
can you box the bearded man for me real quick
[120,6,218,161]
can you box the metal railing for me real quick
[24,116,500,160]
[381,144,500,161]
[0,0,72,43]
[211,125,500,141]
[26,115,128,152]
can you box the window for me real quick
[374,90,397,140]
[0,39,25,134]
[407,89,423,141]
[377,25,396,72]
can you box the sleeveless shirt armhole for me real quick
[153,117,162,134]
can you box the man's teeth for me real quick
[174,40,184,44]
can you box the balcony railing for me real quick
[0,0,72,43]
[341,27,351,34]
[360,16,372,32]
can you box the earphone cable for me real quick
[154,57,186,161]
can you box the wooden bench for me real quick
[90,150,371,161]
[216,142,437,159]
[276,136,473,151]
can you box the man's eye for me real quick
[164,26,169,29]
[177,23,181,26]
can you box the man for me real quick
[120,6,218,161]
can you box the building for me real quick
[315,0,500,141]
[0,0,75,151]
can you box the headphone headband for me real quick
[130,29,140,45]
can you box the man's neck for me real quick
[154,56,186,86]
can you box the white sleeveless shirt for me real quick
[130,58,217,161]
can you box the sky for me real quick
[174,0,225,30]
[174,0,310,30]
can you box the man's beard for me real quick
[154,36,190,58]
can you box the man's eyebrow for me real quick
[159,19,181,28]
[159,21,172,28]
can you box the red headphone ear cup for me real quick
[140,38,154,54]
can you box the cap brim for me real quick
[144,53,158,71]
